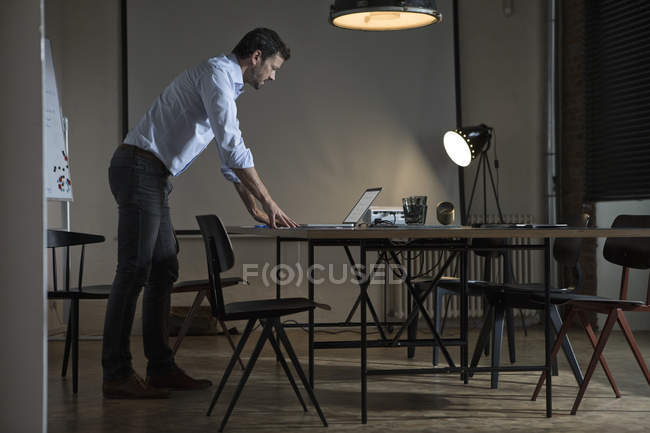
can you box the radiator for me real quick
[389,214,540,323]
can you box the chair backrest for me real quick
[471,237,512,283]
[603,214,650,304]
[195,215,235,318]
[47,230,105,292]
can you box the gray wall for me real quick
[45,0,122,335]
[127,0,459,228]
[44,0,548,335]
[458,0,546,222]
[0,1,46,431]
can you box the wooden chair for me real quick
[196,214,329,432]
[47,230,112,394]
[532,214,650,414]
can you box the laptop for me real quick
[301,187,382,228]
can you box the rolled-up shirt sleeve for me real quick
[221,166,242,183]
[199,69,254,182]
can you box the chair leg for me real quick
[616,309,650,385]
[218,321,273,432]
[550,305,583,385]
[172,289,206,355]
[72,299,79,394]
[505,307,516,364]
[483,296,490,357]
[219,319,245,370]
[207,319,255,417]
[266,324,307,412]
[551,354,559,377]
[433,287,442,366]
[532,307,576,401]
[519,308,528,337]
[274,319,328,427]
[570,309,618,415]
[407,296,418,359]
[61,307,72,378]
[491,304,505,389]
[437,290,454,367]
[440,290,453,334]
[469,304,493,377]
[577,311,620,397]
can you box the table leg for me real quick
[461,245,469,383]
[407,250,416,358]
[276,238,281,300]
[544,238,552,417]
[308,240,315,388]
[360,241,368,424]
[276,238,282,363]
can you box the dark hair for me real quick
[232,28,291,62]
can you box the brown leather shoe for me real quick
[103,372,170,399]
[146,367,212,391]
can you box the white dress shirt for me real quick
[124,54,253,182]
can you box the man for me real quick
[102,28,298,399]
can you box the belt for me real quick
[120,143,160,162]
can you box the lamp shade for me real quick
[443,124,492,167]
[330,0,442,31]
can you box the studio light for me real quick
[329,0,442,31]
[443,124,492,167]
[443,124,504,223]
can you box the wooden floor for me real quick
[48,325,650,432]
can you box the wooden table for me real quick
[222,225,650,422]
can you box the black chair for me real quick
[47,230,112,394]
[533,214,650,414]
[171,279,246,371]
[465,214,594,389]
[414,237,520,366]
[196,215,329,432]
[168,228,244,366]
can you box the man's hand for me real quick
[261,199,298,228]
[232,171,298,228]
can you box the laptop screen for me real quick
[342,187,382,224]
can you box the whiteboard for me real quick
[44,39,73,201]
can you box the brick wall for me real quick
[558,0,597,325]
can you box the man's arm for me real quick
[233,181,268,224]
[233,167,298,228]
[198,70,296,228]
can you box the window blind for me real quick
[584,0,650,201]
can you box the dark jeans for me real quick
[102,145,179,380]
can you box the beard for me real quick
[250,66,266,90]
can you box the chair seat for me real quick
[417,276,492,296]
[224,297,330,321]
[530,292,645,306]
[436,279,572,297]
[493,283,571,294]
[48,284,111,300]
[172,277,244,293]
